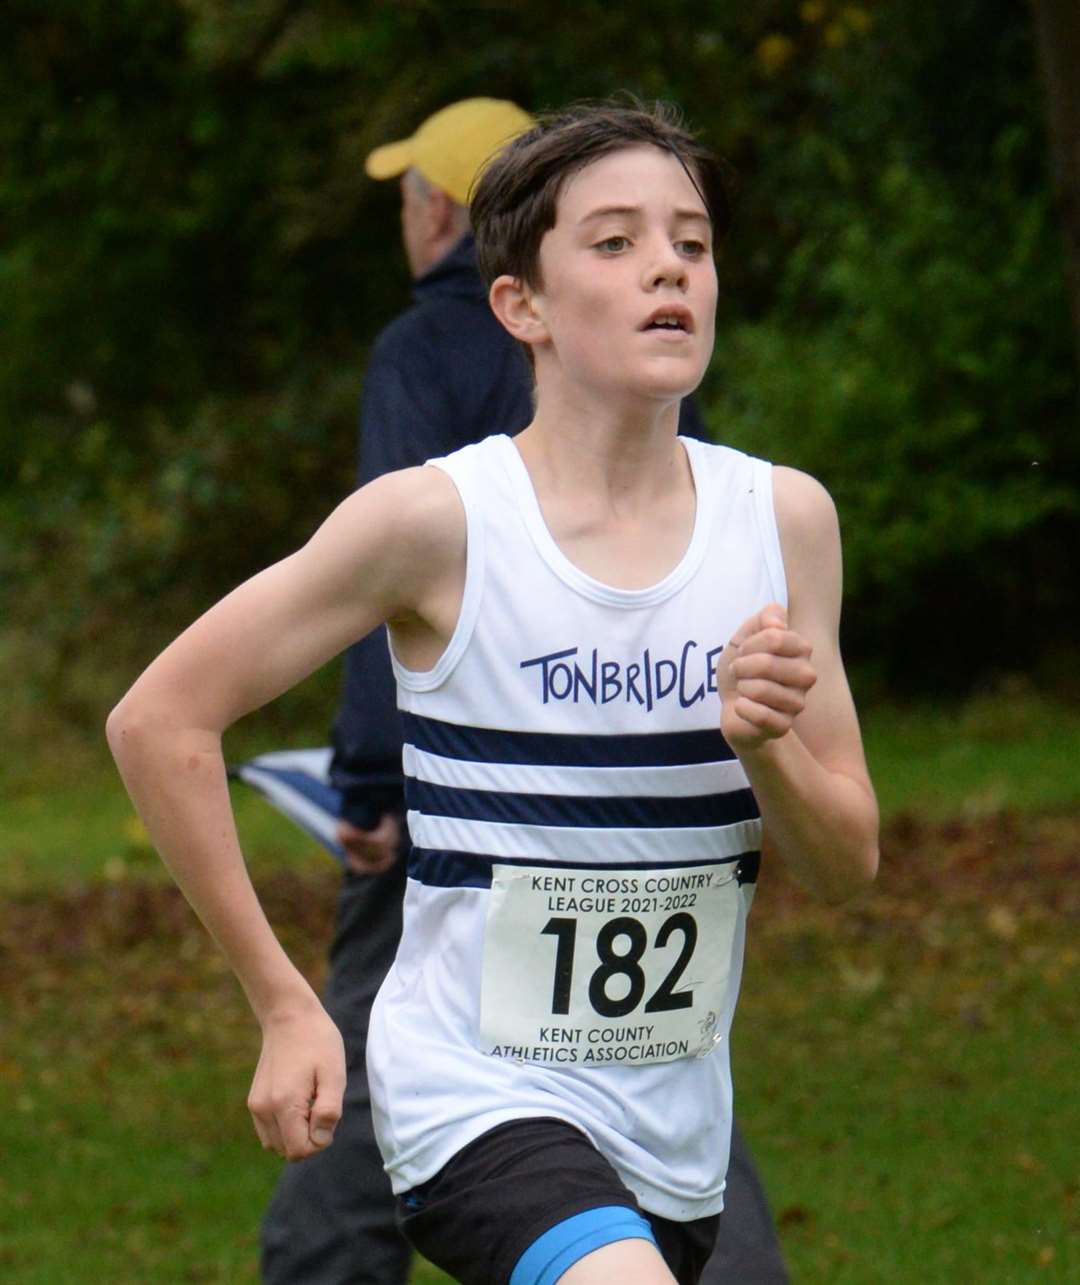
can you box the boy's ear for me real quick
[489,275,548,346]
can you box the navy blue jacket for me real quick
[329,235,708,826]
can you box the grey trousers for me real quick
[261,860,789,1285]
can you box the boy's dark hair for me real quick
[470,98,734,290]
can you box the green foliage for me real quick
[711,133,1078,680]
[704,1,1079,686]
[1,0,1077,714]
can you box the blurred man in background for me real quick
[259,97,789,1285]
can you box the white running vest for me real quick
[367,433,786,1221]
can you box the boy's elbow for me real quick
[106,693,142,764]
[107,689,221,771]
[831,791,881,899]
[106,690,165,766]
[820,836,879,904]
[847,842,880,898]
[863,837,881,885]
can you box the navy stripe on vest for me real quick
[405,779,759,830]
[407,847,761,890]
[401,711,736,768]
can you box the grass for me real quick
[861,682,1080,820]
[0,933,275,1281]
[5,684,1079,896]
[1,688,1078,1282]
[0,771,315,893]
[730,811,1078,1282]
[0,712,326,893]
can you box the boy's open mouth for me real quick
[640,307,693,333]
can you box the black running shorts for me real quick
[396,1116,719,1285]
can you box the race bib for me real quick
[479,863,741,1068]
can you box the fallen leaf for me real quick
[778,1204,813,1229]
[987,905,1019,940]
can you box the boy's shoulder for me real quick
[343,434,505,553]
[771,465,838,531]
[769,466,843,595]
[685,435,768,469]
[693,439,836,524]
[421,430,511,476]
[356,461,466,534]
[318,464,466,580]
[305,463,467,624]
[684,435,776,494]
[690,440,840,565]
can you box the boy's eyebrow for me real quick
[578,204,710,225]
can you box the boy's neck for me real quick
[511,396,698,590]
[516,391,687,504]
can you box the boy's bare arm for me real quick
[106,465,465,1157]
[715,467,879,901]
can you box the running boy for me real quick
[108,101,878,1285]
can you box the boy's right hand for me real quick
[248,1001,346,1162]
[337,811,402,874]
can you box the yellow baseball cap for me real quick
[365,98,533,205]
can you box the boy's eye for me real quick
[676,239,707,257]
[595,236,629,253]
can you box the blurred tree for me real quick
[1,0,1076,718]
[1030,0,1080,369]
[707,0,1079,689]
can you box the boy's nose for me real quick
[644,243,688,291]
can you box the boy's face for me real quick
[530,144,717,406]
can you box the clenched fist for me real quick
[247,1002,346,1162]
[715,603,817,755]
